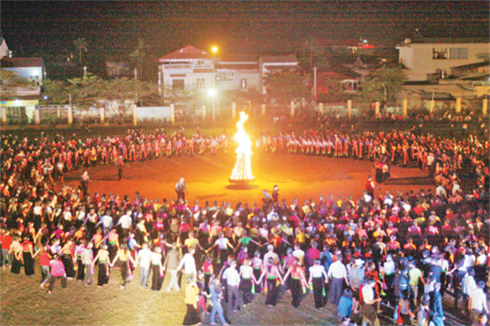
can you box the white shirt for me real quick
[427,154,435,166]
[463,275,477,295]
[101,215,113,227]
[309,264,326,278]
[178,253,197,276]
[464,254,475,269]
[118,214,132,229]
[137,248,153,268]
[362,284,375,303]
[469,288,488,312]
[452,183,461,195]
[328,260,347,279]
[384,261,395,275]
[81,248,93,265]
[63,210,72,221]
[223,267,240,286]
[33,206,43,215]
[87,212,98,223]
[215,237,229,250]
[240,265,254,279]
[436,186,447,198]
[477,254,487,266]
[151,252,162,265]
[363,194,372,203]
[292,249,305,263]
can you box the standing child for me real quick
[48,254,67,294]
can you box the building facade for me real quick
[215,54,259,93]
[158,45,216,99]
[258,55,299,95]
[1,56,44,123]
[396,38,489,82]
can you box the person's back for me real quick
[338,293,353,319]
[165,247,180,270]
[394,271,409,298]
[349,264,365,289]
[321,249,333,273]
[185,282,199,305]
[138,248,152,268]
[50,258,65,276]
[210,281,221,303]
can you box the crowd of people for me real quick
[0,121,489,326]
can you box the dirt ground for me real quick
[3,152,470,326]
[63,151,431,207]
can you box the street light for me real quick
[208,89,216,122]
[211,46,218,56]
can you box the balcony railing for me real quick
[162,64,193,70]
[1,86,41,96]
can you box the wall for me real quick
[3,67,44,85]
[397,42,489,81]
[136,106,171,121]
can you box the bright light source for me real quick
[212,46,218,54]
[363,39,368,43]
[208,89,216,97]
[230,111,254,182]
[44,96,48,100]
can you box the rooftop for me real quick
[158,45,213,61]
[398,37,489,46]
[1,57,44,68]
[259,55,298,63]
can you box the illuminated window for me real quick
[241,78,247,89]
[433,48,449,59]
[433,47,468,60]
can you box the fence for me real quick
[3,97,487,126]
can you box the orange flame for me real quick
[230,111,254,181]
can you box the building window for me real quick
[172,79,185,90]
[433,47,468,60]
[450,48,468,59]
[433,48,450,59]
[196,78,205,89]
[216,71,234,81]
[6,107,26,119]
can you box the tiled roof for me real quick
[215,63,258,70]
[1,57,44,68]
[260,55,298,63]
[159,45,212,61]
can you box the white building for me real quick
[1,57,44,86]
[258,55,299,94]
[0,37,9,59]
[1,56,44,123]
[158,45,216,99]
[396,38,489,82]
[215,54,259,93]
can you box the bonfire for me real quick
[229,111,255,185]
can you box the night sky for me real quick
[2,1,489,60]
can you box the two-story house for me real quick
[396,38,489,82]
[215,54,259,93]
[158,45,216,99]
[1,54,44,123]
[158,46,301,107]
[258,55,299,95]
